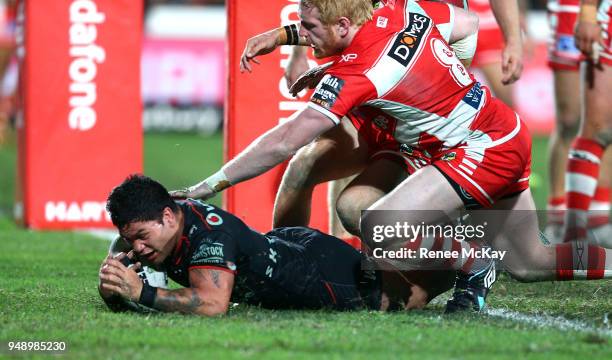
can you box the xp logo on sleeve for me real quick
[388,13,431,67]
[312,74,345,110]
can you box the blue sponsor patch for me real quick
[557,35,580,54]
[462,82,483,110]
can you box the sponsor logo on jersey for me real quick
[441,152,456,161]
[191,242,225,264]
[388,13,431,67]
[376,16,388,28]
[462,82,484,110]
[312,74,345,109]
[206,212,223,226]
[340,53,358,62]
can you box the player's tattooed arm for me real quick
[153,268,234,316]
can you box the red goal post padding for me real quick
[15,0,143,229]
[225,0,329,233]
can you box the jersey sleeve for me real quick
[418,1,454,42]
[188,231,238,274]
[308,72,375,124]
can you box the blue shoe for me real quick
[445,260,496,313]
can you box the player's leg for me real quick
[484,188,612,282]
[588,149,612,247]
[362,165,491,276]
[309,226,455,311]
[545,69,581,243]
[362,165,502,312]
[335,154,456,310]
[272,117,368,228]
[563,61,612,243]
[328,175,358,240]
[336,155,411,236]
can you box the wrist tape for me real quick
[138,283,158,308]
[283,24,300,45]
[204,169,231,193]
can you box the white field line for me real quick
[484,308,611,338]
[429,293,611,337]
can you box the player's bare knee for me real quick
[554,113,579,142]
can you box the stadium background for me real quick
[0,0,610,358]
[0,0,572,228]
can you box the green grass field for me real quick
[0,129,610,359]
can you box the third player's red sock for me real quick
[555,242,611,280]
[564,137,605,241]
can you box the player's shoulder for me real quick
[178,199,230,233]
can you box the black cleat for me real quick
[445,260,496,313]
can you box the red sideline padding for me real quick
[15,0,143,229]
[225,0,329,233]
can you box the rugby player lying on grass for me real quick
[98,175,454,316]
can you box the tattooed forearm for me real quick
[153,288,204,314]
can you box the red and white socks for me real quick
[563,137,605,242]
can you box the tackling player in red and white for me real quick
[174,0,612,313]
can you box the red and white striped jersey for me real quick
[308,0,519,158]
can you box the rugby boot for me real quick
[445,259,496,313]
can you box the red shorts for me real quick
[433,98,532,207]
[349,98,532,208]
[547,0,583,70]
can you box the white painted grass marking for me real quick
[484,308,611,337]
[422,292,610,337]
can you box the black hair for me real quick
[106,174,179,229]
